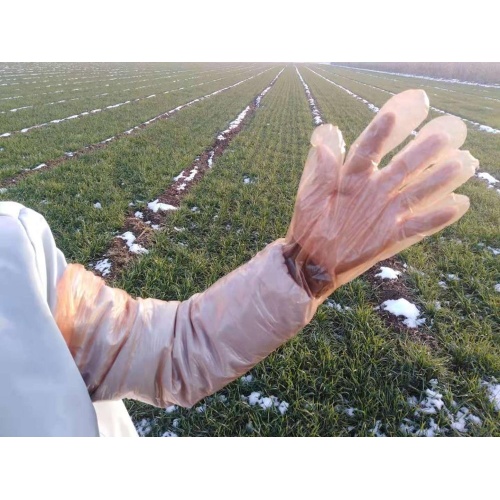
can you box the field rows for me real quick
[0,63,498,436]
[0,66,275,179]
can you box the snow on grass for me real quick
[161,431,178,437]
[93,202,102,209]
[487,246,500,256]
[325,299,352,312]
[32,163,47,170]
[477,172,499,186]
[381,298,425,328]
[0,188,8,194]
[117,231,148,254]
[494,284,500,293]
[370,421,386,437]
[240,374,253,383]
[95,258,111,277]
[134,211,143,219]
[148,199,178,212]
[401,379,482,436]
[242,392,289,415]
[295,66,323,125]
[136,418,152,437]
[482,380,500,411]
[165,405,178,414]
[375,266,401,280]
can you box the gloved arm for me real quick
[55,240,319,408]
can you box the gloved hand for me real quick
[283,89,478,300]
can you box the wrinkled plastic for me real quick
[284,89,478,300]
[55,240,317,409]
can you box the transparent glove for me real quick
[283,89,478,300]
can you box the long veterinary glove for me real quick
[284,89,478,300]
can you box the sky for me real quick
[2,1,498,61]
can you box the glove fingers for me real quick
[379,115,468,192]
[398,193,470,242]
[345,89,429,174]
[398,150,478,212]
[311,124,346,166]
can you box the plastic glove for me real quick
[283,89,478,300]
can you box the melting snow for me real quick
[487,246,500,256]
[165,405,178,414]
[134,211,143,219]
[375,266,401,280]
[477,172,499,185]
[95,258,111,277]
[243,392,289,415]
[241,374,253,383]
[148,199,178,213]
[401,379,482,436]
[117,231,148,254]
[296,66,323,125]
[0,188,8,194]
[381,298,425,328]
[325,299,351,312]
[161,431,178,437]
[482,380,500,411]
[494,284,500,292]
[32,163,47,170]
[93,202,102,209]
[136,418,152,437]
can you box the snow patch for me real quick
[148,199,178,213]
[482,380,500,411]
[381,298,425,328]
[93,202,102,209]
[375,266,401,280]
[95,258,111,277]
[117,231,148,254]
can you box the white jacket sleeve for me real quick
[0,201,99,436]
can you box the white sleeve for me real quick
[0,201,99,436]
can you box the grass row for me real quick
[0,63,229,101]
[0,65,260,135]
[0,66,275,179]
[0,64,255,113]
[330,65,500,101]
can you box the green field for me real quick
[1,62,498,436]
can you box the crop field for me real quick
[1,62,499,436]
